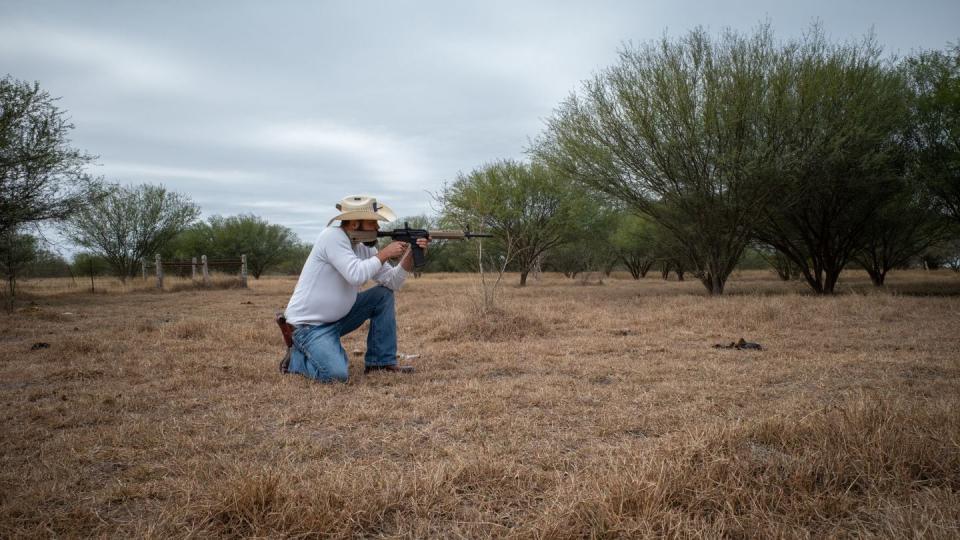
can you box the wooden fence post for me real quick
[191,257,197,281]
[141,257,147,281]
[155,254,163,290]
[202,255,209,286]
[240,254,248,288]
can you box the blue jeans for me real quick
[287,286,397,382]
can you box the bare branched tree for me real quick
[63,183,200,281]
[1,76,98,237]
[475,229,515,313]
[0,230,38,301]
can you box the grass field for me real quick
[2,270,959,538]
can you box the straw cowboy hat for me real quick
[327,195,397,225]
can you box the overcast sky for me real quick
[3,0,959,246]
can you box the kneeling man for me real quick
[283,195,428,381]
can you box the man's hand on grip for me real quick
[377,241,408,262]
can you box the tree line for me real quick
[3,24,959,296]
[1,75,308,296]
[1,179,309,295]
[439,25,960,294]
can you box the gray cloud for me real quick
[3,0,959,249]
[0,21,200,95]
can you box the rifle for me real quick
[378,222,492,269]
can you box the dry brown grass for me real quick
[2,270,959,538]
[11,272,244,297]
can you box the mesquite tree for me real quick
[64,183,199,281]
[545,207,619,281]
[0,230,38,298]
[904,45,960,226]
[610,213,657,279]
[170,214,298,279]
[535,25,791,295]
[853,188,950,286]
[1,76,97,237]
[441,159,584,286]
[753,33,909,294]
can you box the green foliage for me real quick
[534,24,959,294]
[920,233,960,271]
[0,230,69,299]
[904,44,960,225]
[852,188,952,285]
[273,242,312,275]
[1,76,98,237]
[382,215,433,232]
[545,206,619,281]
[735,248,769,271]
[168,214,300,278]
[71,251,112,277]
[609,213,658,279]
[64,183,200,281]
[747,244,801,280]
[536,24,790,294]
[753,30,911,293]
[649,219,693,281]
[0,230,38,296]
[421,239,480,273]
[24,247,69,278]
[441,159,585,285]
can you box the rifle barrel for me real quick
[428,230,493,240]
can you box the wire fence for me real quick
[141,254,248,289]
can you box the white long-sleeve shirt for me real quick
[284,227,407,325]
